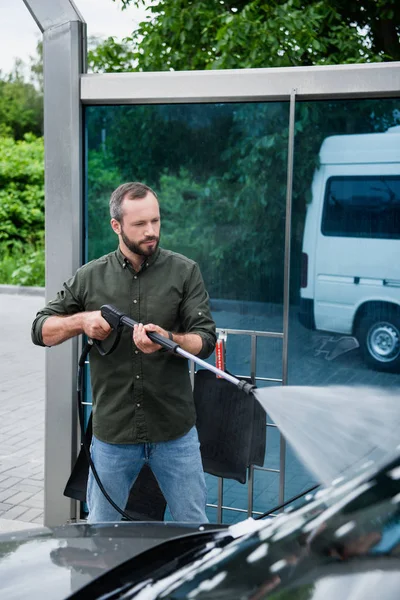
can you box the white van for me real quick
[299,126,400,372]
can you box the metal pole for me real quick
[176,348,254,390]
[23,0,87,526]
[250,333,257,384]
[247,466,254,518]
[279,89,297,505]
[247,333,258,517]
[217,478,224,523]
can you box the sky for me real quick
[0,0,148,76]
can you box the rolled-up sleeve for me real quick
[31,273,84,347]
[179,263,216,359]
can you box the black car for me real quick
[1,450,400,600]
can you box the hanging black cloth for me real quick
[64,369,266,515]
[193,369,266,484]
[64,413,167,522]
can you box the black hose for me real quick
[77,341,136,522]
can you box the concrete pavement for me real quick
[0,290,45,532]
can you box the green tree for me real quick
[0,61,43,140]
[109,0,399,72]
[87,146,124,260]
[84,1,395,303]
[0,134,45,286]
[0,134,44,248]
[87,36,137,73]
[29,41,44,93]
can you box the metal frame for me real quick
[23,0,87,527]
[23,0,400,527]
[279,89,296,505]
[205,328,284,522]
[81,62,400,104]
[79,66,400,524]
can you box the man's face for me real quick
[111,192,161,257]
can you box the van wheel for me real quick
[356,310,400,373]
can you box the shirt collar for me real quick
[115,246,160,273]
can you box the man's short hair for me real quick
[109,182,158,222]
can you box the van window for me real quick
[321,176,400,239]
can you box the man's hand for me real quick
[82,311,112,340]
[133,323,204,356]
[133,323,168,354]
[42,311,112,347]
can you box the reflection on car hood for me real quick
[99,452,400,600]
[280,560,400,600]
[1,452,400,600]
[0,522,226,600]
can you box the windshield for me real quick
[322,175,400,239]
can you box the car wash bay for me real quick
[80,96,400,525]
[24,0,400,526]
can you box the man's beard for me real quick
[120,227,160,257]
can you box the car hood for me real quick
[81,452,400,600]
[1,452,400,600]
[0,522,227,600]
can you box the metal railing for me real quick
[190,326,285,523]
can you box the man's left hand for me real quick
[133,323,169,354]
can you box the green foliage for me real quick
[29,41,44,92]
[0,134,44,286]
[158,166,286,300]
[0,44,45,287]
[87,148,124,260]
[80,3,400,302]
[0,244,45,287]
[108,0,400,74]
[87,36,137,73]
[0,252,20,284]
[0,135,44,248]
[11,246,45,287]
[0,64,43,140]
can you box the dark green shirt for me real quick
[31,247,216,444]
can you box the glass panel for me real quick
[284,442,318,502]
[252,468,280,516]
[85,101,289,522]
[222,509,248,525]
[256,337,283,381]
[264,425,281,471]
[205,505,217,523]
[213,332,254,380]
[86,103,288,309]
[289,98,400,502]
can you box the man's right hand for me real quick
[82,311,112,340]
[42,311,112,347]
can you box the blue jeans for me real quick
[87,426,208,524]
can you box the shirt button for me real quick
[133,299,137,304]
[134,276,137,280]
[198,311,202,316]
[136,403,141,407]
[136,375,140,379]
[135,350,139,354]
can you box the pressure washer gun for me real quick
[100,304,256,396]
